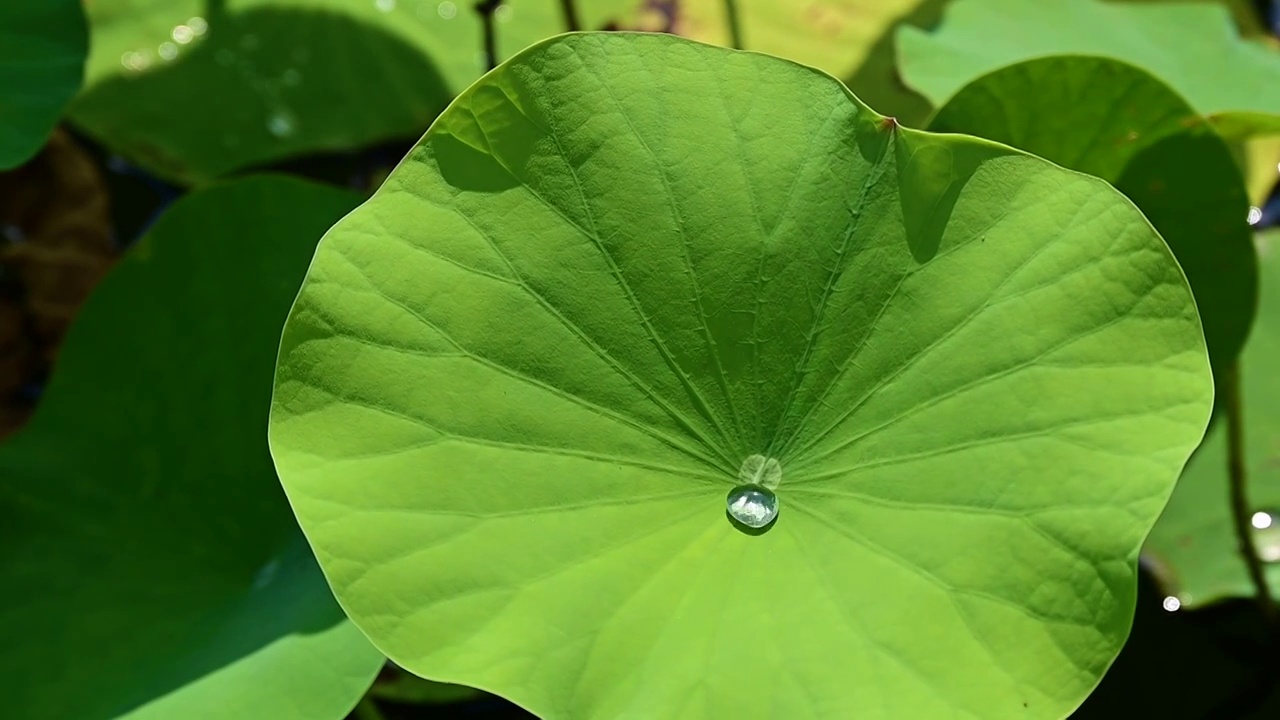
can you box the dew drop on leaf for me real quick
[738,454,782,489]
[266,110,297,138]
[376,0,396,11]
[172,25,194,44]
[120,51,149,72]
[727,485,778,529]
[188,16,208,35]
[437,1,457,19]
[1250,510,1280,562]
[158,42,179,62]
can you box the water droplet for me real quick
[1248,206,1263,225]
[215,48,236,66]
[282,68,302,86]
[172,24,195,44]
[241,34,260,51]
[158,42,179,61]
[438,1,457,19]
[121,51,150,71]
[253,559,280,589]
[495,4,513,21]
[739,454,782,489]
[1162,596,1182,612]
[376,0,396,10]
[727,485,778,529]
[1251,510,1280,562]
[189,16,208,35]
[266,109,297,138]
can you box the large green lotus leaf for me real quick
[70,0,635,183]
[0,176,384,719]
[270,33,1213,719]
[0,0,87,169]
[1146,228,1280,608]
[897,0,1280,139]
[929,55,1257,378]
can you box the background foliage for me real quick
[2,0,1280,719]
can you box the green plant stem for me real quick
[1225,362,1277,623]
[722,0,744,49]
[559,0,581,31]
[351,698,387,720]
[475,0,503,71]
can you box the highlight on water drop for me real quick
[726,484,779,530]
[266,109,298,138]
[1250,510,1280,563]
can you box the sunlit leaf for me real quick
[0,176,384,719]
[270,33,1213,718]
[929,55,1257,377]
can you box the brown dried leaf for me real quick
[0,127,115,437]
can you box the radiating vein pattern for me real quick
[270,33,1215,720]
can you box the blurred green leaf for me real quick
[0,0,87,169]
[270,33,1212,719]
[0,176,384,719]
[664,0,944,124]
[898,0,1280,140]
[929,55,1257,379]
[70,0,637,183]
[1147,228,1280,608]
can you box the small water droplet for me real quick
[376,0,396,10]
[172,24,194,44]
[1251,510,1280,562]
[282,68,302,86]
[739,454,782,489]
[727,485,778,529]
[253,559,280,589]
[189,16,208,35]
[121,51,150,71]
[438,1,457,19]
[215,48,236,66]
[158,42,179,61]
[266,109,297,138]
[1161,596,1182,612]
[1248,206,1263,225]
[495,4,513,21]
[241,34,260,51]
